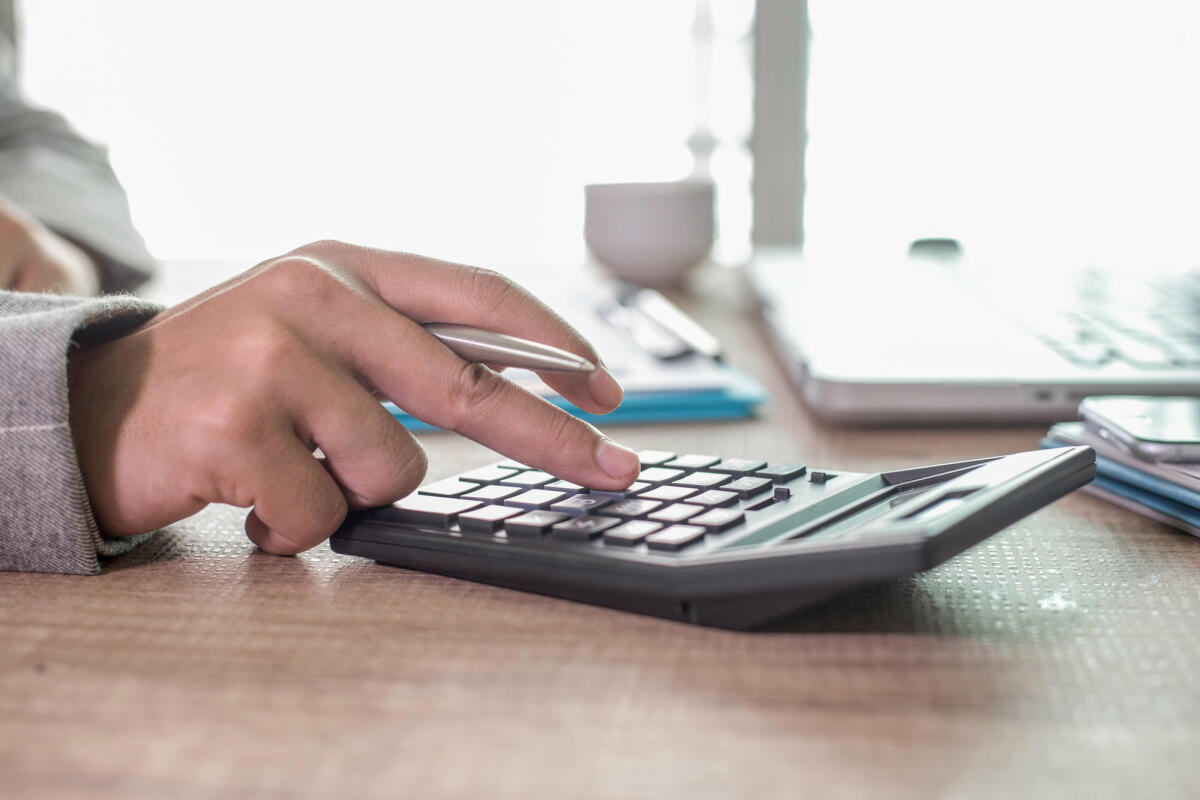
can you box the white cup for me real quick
[584,179,715,288]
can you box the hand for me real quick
[67,241,639,555]
[0,195,100,295]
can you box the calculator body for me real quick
[331,447,1095,629]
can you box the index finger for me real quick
[301,242,625,415]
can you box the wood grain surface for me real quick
[3,267,1199,799]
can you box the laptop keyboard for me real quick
[380,451,819,554]
[1029,270,1200,369]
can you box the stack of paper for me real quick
[1041,422,1200,536]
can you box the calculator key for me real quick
[722,476,772,499]
[390,495,482,527]
[710,459,767,475]
[459,465,521,483]
[664,454,720,470]
[462,484,521,502]
[773,486,792,500]
[499,471,555,488]
[550,515,621,541]
[640,484,698,502]
[638,467,686,484]
[647,503,704,524]
[687,489,739,508]
[550,494,614,515]
[606,498,663,518]
[674,471,729,489]
[417,478,478,498]
[637,450,676,466]
[504,489,567,510]
[603,519,663,546]
[756,463,807,483]
[809,471,835,485]
[546,479,583,492]
[588,481,649,498]
[504,511,569,538]
[645,524,706,552]
[689,508,745,532]
[458,504,523,533]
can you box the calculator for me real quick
[330,446,1095,629]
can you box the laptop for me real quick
[748,246,1200,423]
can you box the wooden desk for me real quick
[3,268,1199,799]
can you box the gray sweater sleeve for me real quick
[0,289,162,574]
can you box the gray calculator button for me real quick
[390,495,482,527]
[674,471,729,489]
[550,515,621,541]
[756,463,807,483]
[664,454,720,470]
[689,508,745,532]
[417,478,478,497]
[550,494,614,515]
[463,484,521,502]
[589,481,649,498]
[603,519,662,546]
[645,524,706,552]
[546,479,583,492]
[722,476,772,499]
[504,511,569,538]
[637,450,676,465]
[606,498,663,518]
[640,484,698,502]
[710,459,767,475]
[648,503,704,524]
[687,489,739,508]
[459,465,521,483]
[504,489,567,510]
[500,470,555,488]
[637,467,686,484]
[458,505,523,533]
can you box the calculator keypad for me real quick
[385,452,832,555]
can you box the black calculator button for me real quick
[687,489,739,508]
[391,495,482,527]
[664,454,720,470]
[637,467,686,484]
[674,471,729,489]
[550,515,621,541]
[602,519,662,546]
[550,495,614,515]
[689,508,745,532]
[504,489,568,510]
[459,465,521,483]
[606,498,663,518]
[722,476,772,499]
[637,450,676,466]
[499,471,555,488]
[648,503,704,524]
[645,524,706,552]
[640,485,698,502]
[756,464,807,483]
[773,486,792,500]
[504,511,569,538]
[710,459,767,475]
[546,479,582,492]
[462,484,520,502]
[809,471,835,485]
[458,505,523,533]
[417,478,478,497]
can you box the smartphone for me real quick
[1080,396,1200,463]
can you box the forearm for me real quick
[0,289,160,574]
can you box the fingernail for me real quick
[588,366,624,409]
[595,437,639,480]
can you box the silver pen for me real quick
[423,323,595,373]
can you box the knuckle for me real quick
[255,255,348,306]
[445,361,507,431]
[227,320,298,382]
[460,266,523,316]
[389,440,429,498]
[544,409,584,454]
